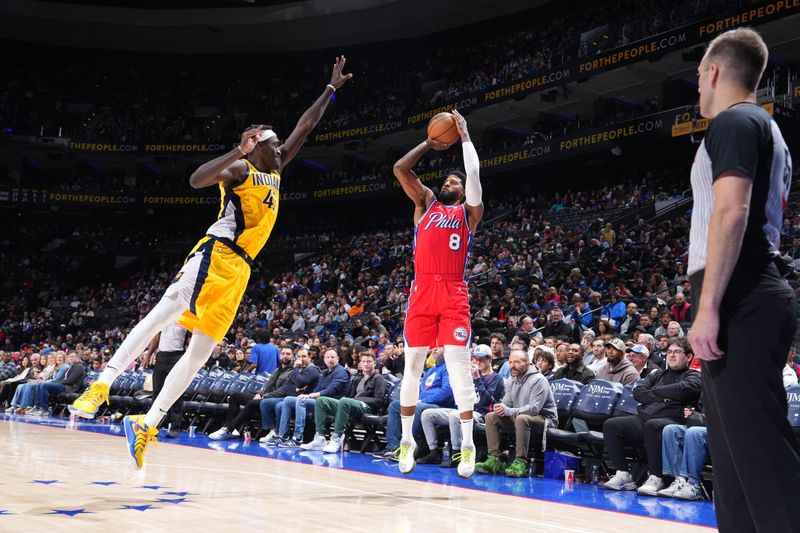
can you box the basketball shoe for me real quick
[68,381,110,419]
[123,415,159,469]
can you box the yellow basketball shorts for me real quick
[165,236,252,343]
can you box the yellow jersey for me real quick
[205,159,281,260]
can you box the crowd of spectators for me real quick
[4,149,800,499]
[0,0,746,144]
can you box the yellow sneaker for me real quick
[68,381,110,419]
[123,415,158,469]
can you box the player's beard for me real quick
[437,188,460,204]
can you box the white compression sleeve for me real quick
[400,347,429,406]
[99,293,184,386]
[444,345,477,413]
[462,141,482,207]
[144,329,217,427]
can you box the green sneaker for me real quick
[504,459,529,478]
[475,455,505,475]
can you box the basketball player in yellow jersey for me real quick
[70,56,353,469]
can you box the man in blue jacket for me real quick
[418,344,505,467]
[377,347,454,460]
[276,348,349,448]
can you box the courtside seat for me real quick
[786,384,800,438]
[547,380,624,449]
[611,381,641,418]
[550,379,583,429]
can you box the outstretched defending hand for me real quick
[239,125,266,155]
[329,55,354,89]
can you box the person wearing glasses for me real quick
[602,337,702,495]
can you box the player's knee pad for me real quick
[400,346,428,406]
[444,345,477,413]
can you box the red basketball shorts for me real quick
[404,274,471,347]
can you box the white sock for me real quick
[143,329,216,427]
[99,294,184,386]
[460,417,474,448]
[400,414,414,443]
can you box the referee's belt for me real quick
[206,235,254,266]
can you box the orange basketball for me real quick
[427,112,459,146]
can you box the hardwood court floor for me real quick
[0,415,717,532]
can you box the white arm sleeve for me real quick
[462,141,482,207]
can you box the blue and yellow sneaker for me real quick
[123,415,159,469]
[68,381,110,419]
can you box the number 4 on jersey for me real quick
[263,189,275,209]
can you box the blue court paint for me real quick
[46,509,93,517]
[119,504,156,512]
[2,413,717,528]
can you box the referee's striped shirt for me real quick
[688,103,792,276]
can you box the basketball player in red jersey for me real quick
[392,109,483,478]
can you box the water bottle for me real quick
[590,464,600,485]
[442,441,450,464]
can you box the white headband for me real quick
[256,129,277,143]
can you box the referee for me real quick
[687,28,800,532]
[145,323,189,439]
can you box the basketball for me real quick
[427,112,459,146]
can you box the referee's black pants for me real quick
[693,263,800,533]
[152,350,185,431]
[602,415,678,475]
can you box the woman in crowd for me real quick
[1,355,33,409]
[12,352,61,414]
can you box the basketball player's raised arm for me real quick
[393,140,437,222]
[279,56,353,171]
[452,109,484,232]
[189,127,263,188]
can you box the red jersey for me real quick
[413,201,471,278]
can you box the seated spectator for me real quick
[260,348,320,445]
[0,355,32,408]
[475,350,558,478]
[602,294,627,329]
[542,308,571,338]
[534,346,556,381]
[276,348,350,448]
[205,345,233,371]
[586,338,608,373]
[12,352,61,415]
[301,350,386,453]
[373,348,454,459]
[783,347,799,389]
[626,343,661,379]
[418,344,505,466]
[619,303,641,336]
[595,339,639,385]
[669,293,693,325]
[653,311,674,338]
[488,333,507,374]
[381,343,405,376]
[603,337,701,495]
[209,346,295,441]
[30,351,85,416]
[636,316,655,335]
[658,406,707,501]
[0,352,18,382]
[552,343,595,384]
